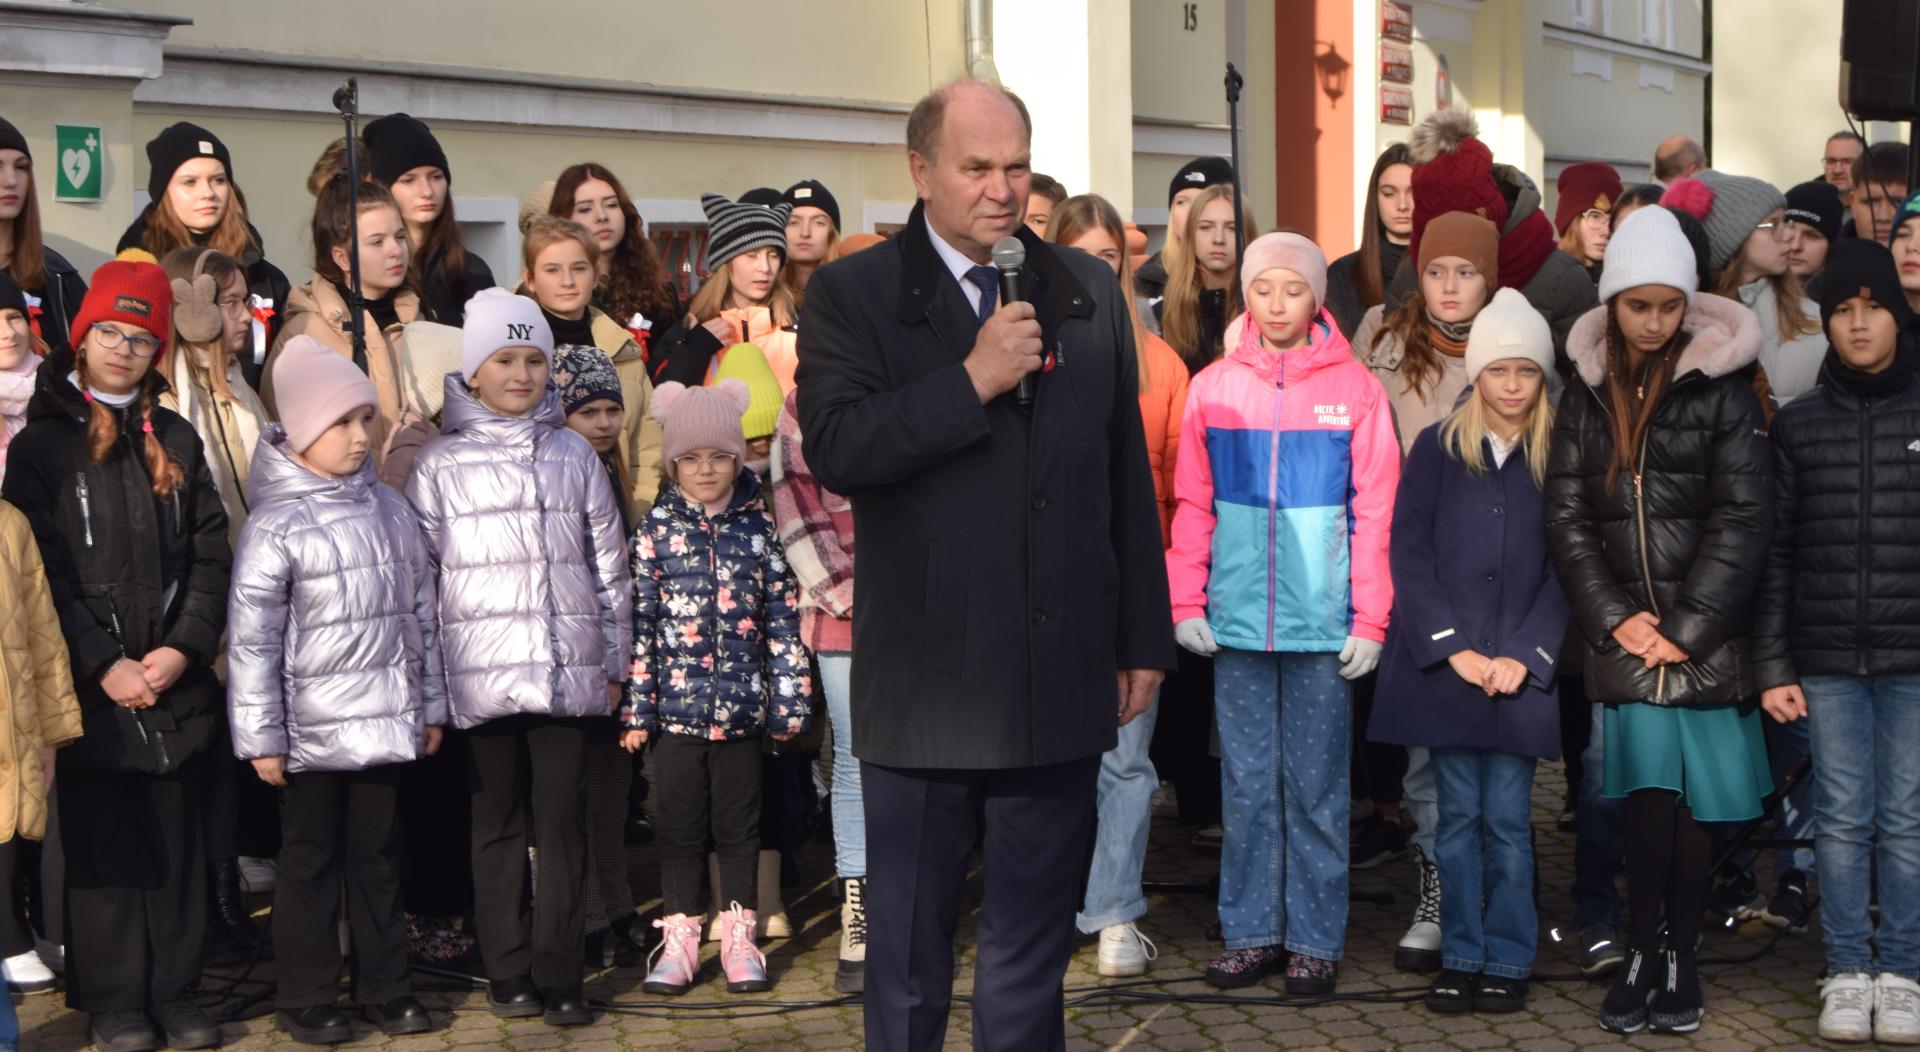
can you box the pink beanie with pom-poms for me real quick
[651,379,749,466]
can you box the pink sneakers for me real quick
[718,902,770,993]
[642,913,702,995]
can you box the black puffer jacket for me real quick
[1752,362,1920,688]
[1545,295,1774,706]
[0,347,231,772]
[417,243,495,327]
[3,247,87,354]
[117,207,293,391]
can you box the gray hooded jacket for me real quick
[226,426,446,772]
[405,374,632,729]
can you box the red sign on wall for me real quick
[1383,1,1414,43]
[1382,41,1413,83]
[1382,84,1414,125]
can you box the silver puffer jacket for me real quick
[226,426,447,772]
[406,374,632,728]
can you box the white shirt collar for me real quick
[925,216,990,287]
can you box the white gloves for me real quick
[1174,617,1219,656]
[1338,635,1383,681]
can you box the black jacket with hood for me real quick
[5,247,88,354]
[1545,295,1774,707]
[117,206,292,391]
[0,346,231,772]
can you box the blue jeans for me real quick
[0,981,14,1052]
[1431,748,1539,978]
[1805,674,1920,978]
[1573,699,1626,931]
[1078,693,1160,933]
[818,655,866,879]
[1214,649,1350,960]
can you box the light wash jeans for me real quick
[1805,674,1920,978]
[1431,748,1539,979]
[1077,694,1160,933]
[818,654,866,879]
[1214,649,1351,960]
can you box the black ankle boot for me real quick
[205,858,265,964]
[1598,948,1659,1034]
[1649,949,1703,1033]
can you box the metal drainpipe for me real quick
[966,0,999,82]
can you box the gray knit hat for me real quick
[1667,170,1787,275]
[701,192,793,272]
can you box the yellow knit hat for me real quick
[710,343,782,441]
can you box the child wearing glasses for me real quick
[2,260,234,1052]
[403,289,632,1028]
[625,379,812,997]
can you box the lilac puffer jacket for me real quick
[226,427,446,772]
[406,374,632,729]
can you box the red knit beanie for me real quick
[71,260,173,357]
[1554,162,1624,234]
[1407,110,1508,262]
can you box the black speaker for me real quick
[1842,0,1920,120]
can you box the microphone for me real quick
[990,236,1034,408]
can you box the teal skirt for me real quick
[1602,701,1772,823]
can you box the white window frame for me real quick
[1639,0,1674,49]
[1571,0,1612,35]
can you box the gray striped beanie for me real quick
[701,192,793,272]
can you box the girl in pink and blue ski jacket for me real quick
[1166,232,1400,993]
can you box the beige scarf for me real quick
[165,343,268,542]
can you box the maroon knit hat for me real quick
[1407,110,1509,263]
[71,259,173,357]
[1554,162,1624,234]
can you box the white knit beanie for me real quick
[460,287,554,380]
[1597,207,1699,304]
[1464,288,1554,385]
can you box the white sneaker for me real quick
[1096,922,1157,978]
[2,949,55,993]
[32,938,62,976]
[1877,973,1920,1045]
[1820,972,1874,1043]
[237,855,277,894]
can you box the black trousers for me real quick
[273,765,409,1009]
[0,840,30,957]
[862,755,1099,1052]
[466,715,588,988]
[60,759,207,1012]
[399,729,472,918]
[1348,670,1409,807]
[651,734,761,916]
[204,713,282,863]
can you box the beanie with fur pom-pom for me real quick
[1406,109,1507,263]
[651,379,749,466]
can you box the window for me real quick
[1639,0,1673,48]
[1571,0,1610,34]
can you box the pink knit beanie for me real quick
[1239,232,1328,310]
[272,335,378,453]
[651,379,751,466]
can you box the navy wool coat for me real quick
[1369,424,1568,759]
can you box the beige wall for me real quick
[112,0,966,106]
[1712,0,1868,193]
[7,79,144,275]
[1130,0,1229,126]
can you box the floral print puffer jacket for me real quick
[622,470,812,740]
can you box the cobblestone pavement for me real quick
[20,762,1828,1050]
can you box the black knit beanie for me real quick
[146,122,233,202]
[1820,238,1914,331]
[1786,180,1844,244]
[783,179,840,230]
[0,268,25,315]
[362,113,451,186]
[738,187,784,208]
[0,115,27,160]
[1168,156,1235,206]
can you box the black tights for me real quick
[1624,788,1711,954]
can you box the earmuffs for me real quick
[169,249,223,344]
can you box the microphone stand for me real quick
[331,78,368,372]
[1225,62,1246,267]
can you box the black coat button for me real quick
[1032,610,1048,627]
[1485,570,1497,581]
[1491,505,1504,516]
[1032,494,1048,510]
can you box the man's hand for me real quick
[423,725,445,756]
[139,646,189,694]
[1117,668,1165,727]
[1760,684,1808,724]
[962,301,1043,403]
[251,755,287,787]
